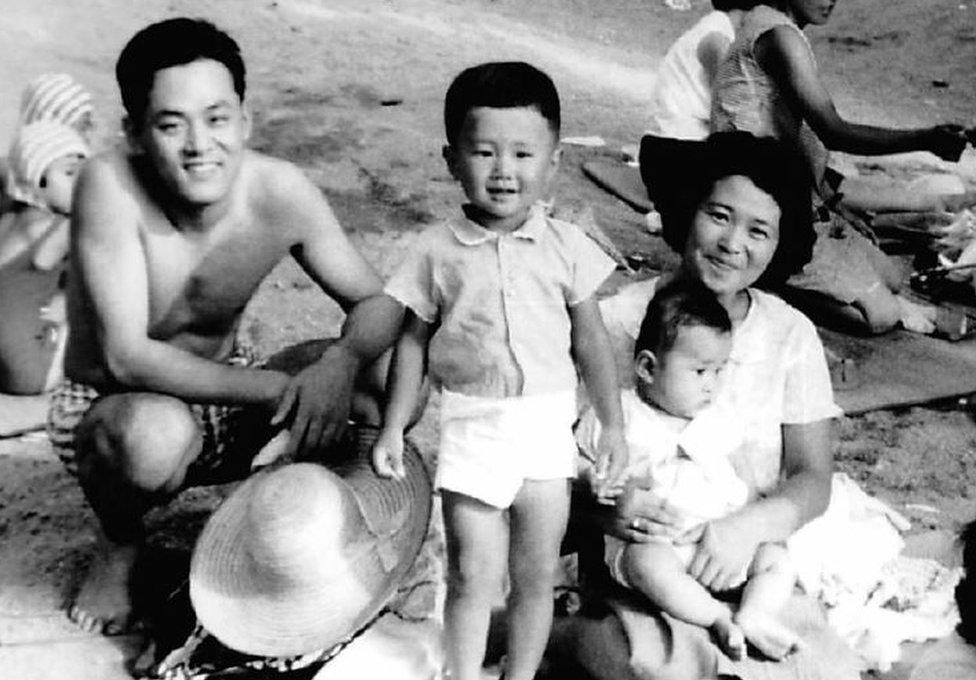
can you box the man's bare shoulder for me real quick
[241,150,317,204]
[74,147,147,227]
[240,150,338,235]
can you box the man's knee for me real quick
[77,393,202,492]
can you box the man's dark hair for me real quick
[957,519,976,644]
[443,61,560,147]
[634,278,732,358]
[116,18,246,127]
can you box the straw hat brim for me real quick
[189,429,431,657]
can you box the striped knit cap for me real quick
[7,120,89,208]
[19,73,94,131]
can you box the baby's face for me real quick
[643,325,732,420]
[40,153,85,215]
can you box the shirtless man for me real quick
[47,17,405,634]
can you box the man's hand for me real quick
[681,514,761,592]
[271,343,361,459]
[372,427,406,479]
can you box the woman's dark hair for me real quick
[116,18,246,128]
[957,519,976,644]
[651,131,815,290]
[444,61,560,147]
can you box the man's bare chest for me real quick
[141,221,290,335]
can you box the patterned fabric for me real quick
[47,346,262,479]
[6,120,89,208]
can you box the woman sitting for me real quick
[554,131,860,680]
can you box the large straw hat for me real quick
[189,429,432,657]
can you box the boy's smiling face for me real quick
[445,106,560,232]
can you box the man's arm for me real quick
[262,162,405,454]
[570,296,628,494]
[73,156,287,405]
[758,27,966,161]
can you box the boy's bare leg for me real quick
[733,543,802,660]
[71,393,204,634]
[441,490,508,680]
[506,479,571,680]
[622,541,745,660]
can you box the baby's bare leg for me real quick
[507,479,571,680]
[734,543,802,660]
[622,542,744,660]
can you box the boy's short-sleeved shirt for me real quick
[384,205,615,399]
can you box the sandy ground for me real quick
[2,0,976,677]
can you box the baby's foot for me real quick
[710,615,745,661]
[734,608,802,661]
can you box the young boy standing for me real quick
[373,62,628,680]
[578,279,800,661]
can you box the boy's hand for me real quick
[251,430,292,470]
[372,428,406,479]
[593,425,628,501]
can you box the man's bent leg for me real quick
[70,392,203,634]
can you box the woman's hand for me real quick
[605,484,684,543]
[682,513,761,592]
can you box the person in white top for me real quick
[579,277,799,661]
[645,1,757,141]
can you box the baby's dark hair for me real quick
[116,18,246,128]
[711,0,762,10]
[444,61,560,147]
[956,519,976,644]
[634,278,732,358]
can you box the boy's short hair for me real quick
[634,278,732,358]
[116,18,246,127]
[443,61,560,147]
[956,519,976,644]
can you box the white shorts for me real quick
[436,389,577,508]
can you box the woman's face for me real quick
[684,175,782,299]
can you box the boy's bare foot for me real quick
[67,541,141,636]
[710,615,745,661]
[734,609,802,660]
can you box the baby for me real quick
[578,277,800,660]
[0,120,89,394]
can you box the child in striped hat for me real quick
[0,120,89,394]
[18,72,95,140]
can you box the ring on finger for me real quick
[631,518,641,531]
